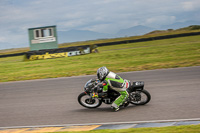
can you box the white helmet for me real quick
[97,66,109,81]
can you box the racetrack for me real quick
[0,66,200,127]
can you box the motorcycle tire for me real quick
[78,92,102,108]
[130,89,151,105]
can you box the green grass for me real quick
[0,35,200,82]
[53,124,200,133]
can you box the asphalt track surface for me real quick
[0,66,200,128]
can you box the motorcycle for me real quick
[78,79,151,109]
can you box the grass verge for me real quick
[0,35,200,82]
[53,124,200,133]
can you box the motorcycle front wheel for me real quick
[78,92,102,108]
[129,89,151,105]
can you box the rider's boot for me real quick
[111,106,120,112]
[111,103,120,112]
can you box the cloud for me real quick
[182,2,195,11]
[0,37,6,43]
[145,16,176,28]
[0,0,200,49]
[182,0,200,11]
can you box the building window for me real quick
[34,28,54,39]
[41,29,45,37]
[35,29,40,38]
[49,28,52,36]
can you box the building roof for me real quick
[28,25,56,30]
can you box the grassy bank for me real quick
[0,35,200,82]
[54,124,200,133]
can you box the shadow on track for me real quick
[73,105,142,113]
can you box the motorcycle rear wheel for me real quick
[78,92,102,108]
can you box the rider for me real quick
[95,66,130,111]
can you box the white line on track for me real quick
[1,118,200,129]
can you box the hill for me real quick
[116,25,155,37]
[58,30,112,43]
[147,25,200,35]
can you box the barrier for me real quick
[24,45,94,61]
[0,52,25,58]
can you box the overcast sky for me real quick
[0,0,200,50]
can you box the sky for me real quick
[0,0,200,50]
